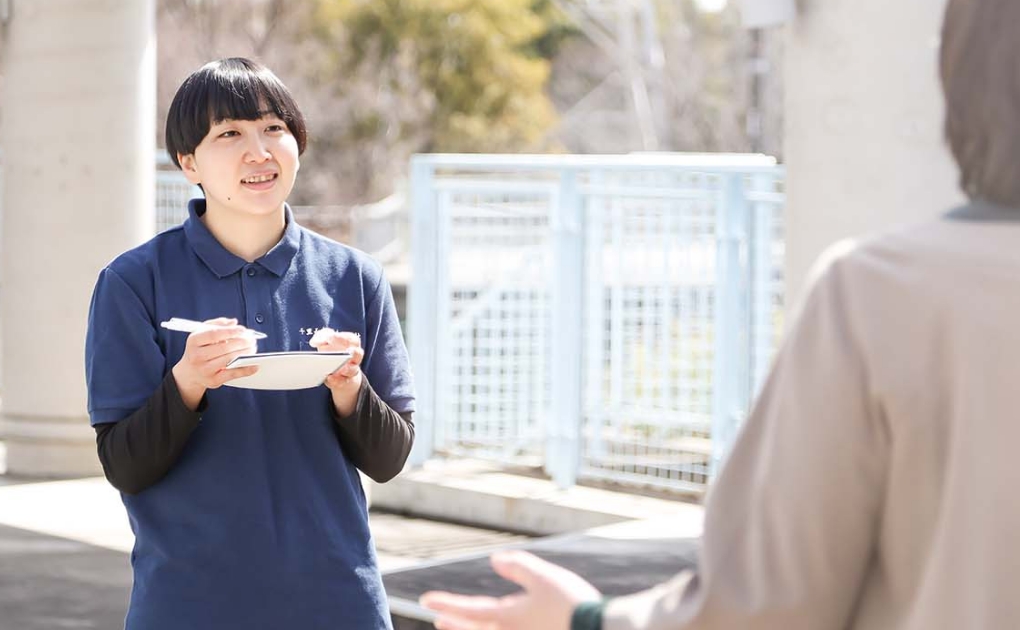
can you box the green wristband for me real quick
[570,599,606,630]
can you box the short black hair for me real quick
[165,57,308,169]
[940,0,1020,207]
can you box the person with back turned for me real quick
[421,1,1020,628]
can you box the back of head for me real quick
[164,57,308,169]
[941,0,1020,208]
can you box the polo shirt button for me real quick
[246,267,256,277]
[255,313,265,324]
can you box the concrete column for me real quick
[783,0,964,308]
[1,0,155,476]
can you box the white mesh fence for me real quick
[409,155,785,495]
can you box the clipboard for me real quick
[223,351,352,390]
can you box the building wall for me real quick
[783,0,963,308]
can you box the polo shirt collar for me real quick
[260,206,301,277]
[184,198,301,278]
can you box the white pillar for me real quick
[783,0,964,307]
[1,0,156,476]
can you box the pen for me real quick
[160,317,268,340]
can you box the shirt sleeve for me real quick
[360,268,415,414]
[86,266,166,425]
[331,378,415,483]
[601,256,890,630]
[94,371,207,495]
[87,265,208,495]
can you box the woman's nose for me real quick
[244,136,272,162]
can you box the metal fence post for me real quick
[408,156,438,466]
[547,169,585,488]
[710,172,751,479]
[582,169,607,477]
[750,171,778,397]
[433,190,453,456]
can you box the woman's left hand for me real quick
[310,328,365,417]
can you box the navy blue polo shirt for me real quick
[85,200,414,630]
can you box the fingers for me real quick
[215,345,257,371]
[420,592,507,621]
[310,329,362,352]
[191,320,262,347]
[323,363,362,391]
[176,322,260,390]
[193,334,255,359]
[309,327,336,348]
[316,331,364,391]
[324,371,349,389]
[421,555,581,630]
[489,551,550,591]
[188,325,252,349]
[496,551,602,611]
[434,616,490,630]
[202,317,238,327]
[214,365,259,386]
[421,592,486,613]
[332,345,364,378]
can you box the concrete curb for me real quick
[370,459,704,536]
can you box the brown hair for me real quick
[940,0,1020,207]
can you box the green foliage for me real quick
[314,0,566,152]
[525,0,580,59]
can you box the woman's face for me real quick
[178,112,300,220]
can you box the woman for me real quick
[86,58,414,629]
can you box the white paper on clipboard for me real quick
[223,351,352,390]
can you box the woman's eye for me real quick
[266,124,285,133]
[218,130,239,138]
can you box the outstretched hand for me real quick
[420,550,601,630]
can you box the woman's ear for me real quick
[178,154,201,185]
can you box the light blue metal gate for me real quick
[409,154,784,494]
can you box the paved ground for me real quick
[0,474,529,630]
[0,523,131,630]
[0,445,704,630]
[383,517,701,628]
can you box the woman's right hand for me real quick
[171,317,259,410]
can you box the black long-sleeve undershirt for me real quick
[329,378,415,483]
[94,373,414,495]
